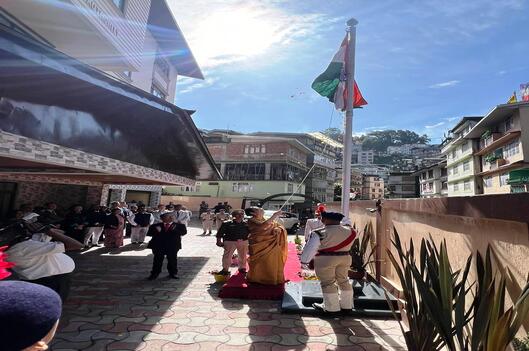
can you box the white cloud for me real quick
[429,80,460,89]
[446,116,459,122]
[178,77,220,94]
[425,121,445,129]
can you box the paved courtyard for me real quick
[51,222,406,351]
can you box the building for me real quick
[441,117,483,196]
[350,170,363,200]
[351,164,390,184]
[249,131,342,203]
[414,161,448,198]
[387,143,429,155]
[465,102,529,194]
[0,1,217,218]
[357,150,375,165]
[164,132,313,207]
[361,175,384,200]
[387,172,418,198]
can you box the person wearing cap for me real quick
[146,212,187,280]
[301,211,356,313]
[0,280,62,351]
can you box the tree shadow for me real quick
[50,248,208,351]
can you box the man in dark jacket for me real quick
[146,213,186,280]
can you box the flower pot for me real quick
[348,269,365,280]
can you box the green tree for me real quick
[321,127,343,143]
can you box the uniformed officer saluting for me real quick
[301,211,356,313]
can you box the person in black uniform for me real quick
[146,212,186,280]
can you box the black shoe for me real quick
[147,274,158,281]
[312,303,340,314]
[168,274,179,279]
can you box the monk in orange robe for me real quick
[244,207,288,285]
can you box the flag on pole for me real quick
[311,36,367,111]
[508,91,517,104]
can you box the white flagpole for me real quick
[341,18,358,218]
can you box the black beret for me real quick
[321,211,344,221]
[0,281,62,351]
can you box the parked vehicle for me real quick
[263,210,300,234]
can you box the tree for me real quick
[361,130,430,153]
[321,128,343,143]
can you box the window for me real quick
[225,163,266,180]
[111,0,126,11]
[500,173,509,186]
[441,167,447,177]
[244,144,266,154]
[503,117,514,132]
[504,140,520,158]
[464,180,471,191]
[453,165,459,174]
[451,150,457,159]
[232,182,254,192]
[287,183,294,193]
[484,176,493,188]
[447,168,452,175]
[442,182,448,190]
[453,183,459,191]
[461,141,470,153]
[463,160,470,172]
[151,85,166,100]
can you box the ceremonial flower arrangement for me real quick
[0,246,15,280]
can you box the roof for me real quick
[308,132,344,149]
[0,23,219,181]
[450,116,483,133]
[412,159,447,175]
[465,101,529,139]
[147,0,204,79]
[220,135,314,155]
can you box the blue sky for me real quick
[170,0,529,144]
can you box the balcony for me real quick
[476,131,521,156]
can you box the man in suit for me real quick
[146,212,186,280]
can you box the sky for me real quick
[169,0,529,144]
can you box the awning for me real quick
[508,169,529,185]
[0,24,220,184]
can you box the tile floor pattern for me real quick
[51,222,407,351]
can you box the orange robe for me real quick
[247,218,288,285]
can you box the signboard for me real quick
[521,83,529,102]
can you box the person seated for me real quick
[38,202,64,226]
[0,281,62,351]
[244,207,288,285]
[2,221,83,301]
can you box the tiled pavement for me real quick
[51,222,407,351]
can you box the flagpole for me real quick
[341,18,358,218]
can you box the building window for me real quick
[154,54,171,80]
[461,141,469,153]
[225,163,266,180]
[484,176,493,188]
[453,183,459,191]
[244,144,266,154]
[287,183,294,193]
[453,165,459,174]
[451,150,457,159]
[442,182,448,190]
[111,0,126,11]
[503,117,514,132]
[463,180,471,191]
[504,140,520,158]
[428,170,434,179]
[500,172,509,186]
[463,160,470,172]
[151,85,166,100]
[232,182,254,192]
[447,168,452,176]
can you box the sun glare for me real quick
[192,8,279,67]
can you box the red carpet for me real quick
[218,242,302,300]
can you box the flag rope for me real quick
[279,105,339,211]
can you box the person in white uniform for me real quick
[301,211,356,313]
[200,209,215,235]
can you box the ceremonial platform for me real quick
[218,243,302,300]
[281,279,400,318]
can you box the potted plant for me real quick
[348,223,376,280]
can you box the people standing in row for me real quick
[301,211,356,313]
[104,208,125,248]
[129,205,154,244]
[215,208,230,231]
[216,210,249,275]
[63,205,85,243]
[83,205,106,248]
[147,212,186,280]
[200,209,214,235]
[213,202,224,213]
